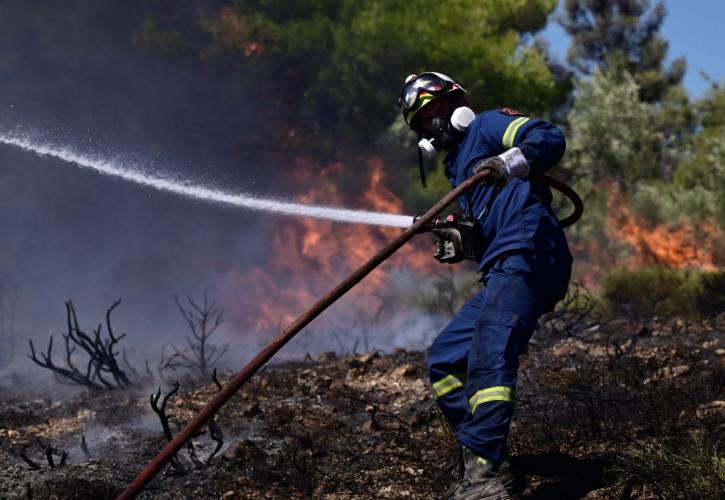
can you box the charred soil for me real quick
[0,318,723,499]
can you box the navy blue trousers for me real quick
[428,250,571,463]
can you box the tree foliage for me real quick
[201,0,570,139]
[559,0,685,103]
[566,69,661,187]
[668,85,725,221]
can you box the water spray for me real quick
[0,133,414,228]
[2,130,582,498]
[115,169,497,499]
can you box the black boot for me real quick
[443,445,465,481]
[445,447,512,500]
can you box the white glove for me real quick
[472,147,529,184]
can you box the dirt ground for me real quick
[0,318,722,499]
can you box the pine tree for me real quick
[559,0,685,103]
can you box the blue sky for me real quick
[542,0,724,97]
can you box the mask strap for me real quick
[417,133,428,188]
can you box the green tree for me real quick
[566,69,660,188]
[202,0,570,141]
[562,68,662,254]
[668,85,725,221]
[560,0,694,182]
[559,0,685,103]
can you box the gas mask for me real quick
[417,106,475,187]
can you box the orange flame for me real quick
[605,186,723,270]
[224,157,435,334]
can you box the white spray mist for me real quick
[0,133,415,229]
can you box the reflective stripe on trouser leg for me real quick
[469,386,514,414]
[432,373,466,398]
[455,253,549,464]
[427,291,486,433]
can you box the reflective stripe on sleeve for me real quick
[502,116,530,149]
[431,373,466,398]
[469,386,514,414]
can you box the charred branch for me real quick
[207,371,224,463]
[45,446,54,468]
[206,419,224,464]
[186,441,205,469]
[537,283,604,339]
[16,450,41,471]
[212,368,222,392]
[150,382,185,475]
[81,434,90,459]
[150,382,180,443]
[161,291,228,380]
[27,300,135,390]
[36,436,68,468]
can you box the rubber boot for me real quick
[445,447,512,500]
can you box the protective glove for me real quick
[472,147,530,185]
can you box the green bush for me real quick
[696,271,725,319]
[610,432,724,499]
[601,267,725,320]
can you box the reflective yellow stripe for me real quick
[469,386,514,414]
[502,117,530,148]
[432,373,466,397]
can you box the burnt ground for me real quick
[0,318,723,499]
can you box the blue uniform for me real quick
[428,109,572,464]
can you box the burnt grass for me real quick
[0,318,723,499]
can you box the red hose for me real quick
[532,174,584,228]
[117,170,581,499]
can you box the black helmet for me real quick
[398,72,466,128]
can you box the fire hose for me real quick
[117,171,582,499]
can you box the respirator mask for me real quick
[416,106,475,187]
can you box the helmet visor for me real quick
[400,73,452,111]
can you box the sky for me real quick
[542,0,725,97]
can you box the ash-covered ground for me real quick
[0,315,723,499]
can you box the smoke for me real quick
[0,2,446,388]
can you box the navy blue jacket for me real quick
[443,109,570,272]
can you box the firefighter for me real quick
[399,72,573,499]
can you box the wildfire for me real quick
[225,157,435,335]
[606,187,724,270]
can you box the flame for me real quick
[605,186,723,270]
[224,157,434,334]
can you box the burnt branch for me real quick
[16,450,41,470]
[212,368,223,391]
[81,434,90,459]
[206,419,224,464]
[161,291,228,381]
[27,300,136,390]
[45,446,54,468]
[150,381,185,474]
[186,441,205,469]
[537,283,605,339]
[150,382,180,443]
[207,370,224,463]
